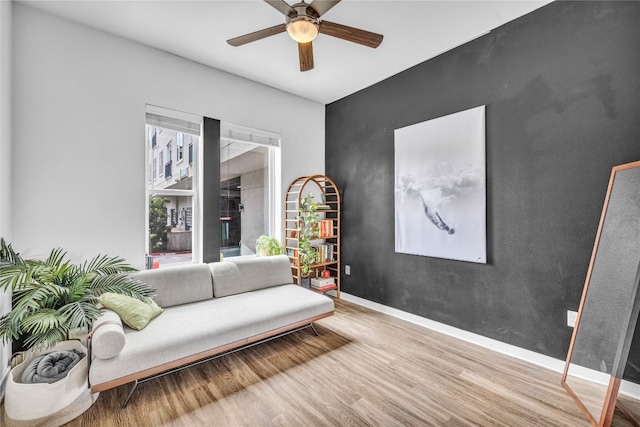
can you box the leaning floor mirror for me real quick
[562,160,640,427]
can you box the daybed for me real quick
[88,254,334,407]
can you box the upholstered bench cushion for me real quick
[89,284,334,387]
[132,263,214,307]
[211,255,294,298]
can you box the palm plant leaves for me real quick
[45,247,69,270]
[0,311,21,342]
[65,274,92,304]
[0,238,23,268]
[12,282,66,313]
[81,254,137,276]
[21,308,65,335]
[91,274,154,300]
[0,241,155,350]
[23,327,69,350]
[58,298,102,330]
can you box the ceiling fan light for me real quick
[286,19,319,43]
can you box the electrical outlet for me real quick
[345,265,351,275]
[567,310,578,327]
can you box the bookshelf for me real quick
[285,175,340,298]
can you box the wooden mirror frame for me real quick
[561,160,640,427]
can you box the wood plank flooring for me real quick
[64,299,636,426]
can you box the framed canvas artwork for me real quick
[394,105,486,263]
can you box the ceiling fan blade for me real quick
[298,42,314,72]
[319,20,383,48]
[308,0,341,17]
[264,0,296,17]
[227,24,286,47]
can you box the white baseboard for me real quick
[340,292,640,400]
[621,377,640,400]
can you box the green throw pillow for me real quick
[99,293,164,330]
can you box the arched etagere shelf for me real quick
[285,175,340,298]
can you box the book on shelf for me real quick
[313,284,337,292]
[311,277,336,292]
[313,244,334,263]
[288,249,298,267]
[318,219,334,238]
[311,277,335,288]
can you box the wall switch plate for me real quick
[345,265,351,275]
[567,310,578,327]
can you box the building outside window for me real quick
[146,108,201,268]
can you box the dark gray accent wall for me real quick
[325,0,640,364]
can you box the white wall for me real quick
[0,0,13,400]
[12,4,325,266]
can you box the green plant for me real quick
[0,238,154,350]
[149,196,170,252]
[298,192,320,277]
[255,235,284,257]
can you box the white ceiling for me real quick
[18,0,552,104]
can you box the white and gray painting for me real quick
[394,105,486,263]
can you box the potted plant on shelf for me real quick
[297,192,320,288]
[255,235,285,257]
[0,238,154,351]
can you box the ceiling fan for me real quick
[227,0,383,72]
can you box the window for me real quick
[146,107,202,268]
[165,143,172,178]
[219,122,281,258]
[145,110,280,267]
[177,132,184,163]
[149,127,157,149]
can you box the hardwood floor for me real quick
[65,299,635,426]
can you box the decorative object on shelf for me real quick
[0,239,154,351]
[285,175,340,298]
[394,105,486,263]
[255,235,285,257]
[300,277,311,289]
[311,276,335,288]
